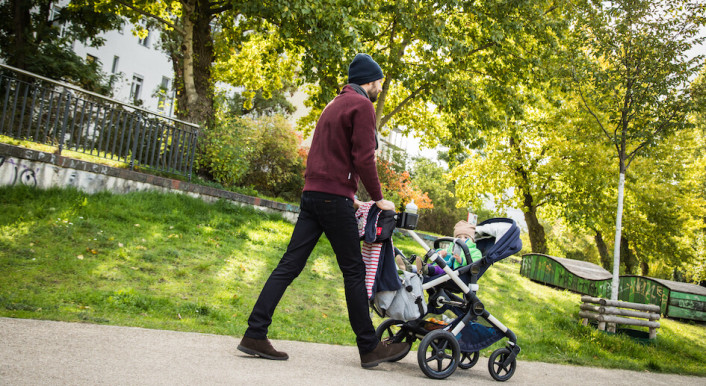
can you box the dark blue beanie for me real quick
[348,54,384,85]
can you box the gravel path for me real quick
[1,317,703,385]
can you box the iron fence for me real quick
[0,63,199,180]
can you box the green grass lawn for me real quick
[0,185,704,376]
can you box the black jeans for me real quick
[244,191,378,355]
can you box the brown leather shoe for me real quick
[237,337,289,360]
[360,341,411,368]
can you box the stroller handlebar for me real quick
[404,229,432,252]
[403,229,447,268]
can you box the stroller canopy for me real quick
[475,218,522,272]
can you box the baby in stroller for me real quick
[373,211,523,381]
[396,220,482,277]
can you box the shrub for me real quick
[195,116,255,187]
[239,115,306,202]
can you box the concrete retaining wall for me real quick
[0,143,300,223]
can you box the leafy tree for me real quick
[0,0,122,93]
[621,128,706,278]
[551,111,618,269]
[552,87,706,280]
[570,0,705,299]
[309,0,568,251]
[410,158,467,235]
[687,67,706,284]
[81,0,364,128]
[298,0,568,143]
[449,78,572,254]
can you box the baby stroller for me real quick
[373,212,522,381]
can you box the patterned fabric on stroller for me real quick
[375,218,522,381]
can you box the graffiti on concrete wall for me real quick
[0,156,38,187]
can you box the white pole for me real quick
[610,172,625,301]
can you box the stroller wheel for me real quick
[375,319,411,361]
[459,351,479,369]
[488,347,516,381]
[417,329,460,379]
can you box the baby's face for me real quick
[457,234,471,241]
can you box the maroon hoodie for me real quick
[303,85,383,201]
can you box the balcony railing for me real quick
[0,63,199,181]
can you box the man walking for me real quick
[238,53,409,368]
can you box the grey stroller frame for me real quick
[375,218,522,381]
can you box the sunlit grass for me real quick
[0,185,704,375]
[0,134,129,169]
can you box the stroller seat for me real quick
[424,218,522,295]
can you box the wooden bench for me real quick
[579,295,661,339]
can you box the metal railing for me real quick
[0,63,199,180]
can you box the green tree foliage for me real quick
[550,92,706,280]
[450,84,571,253]
[686,67,706,284]
[81,0,364,127]
[622,127,706,278]
[569,0,705,297]
[334,0,568,252]
[550,109,618,269]
[298,0,568,143]
[544,219,601,264]
[410,158,467,235]
[0,0,122,93]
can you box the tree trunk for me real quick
[10,0,32,70]
[611,170,626,300]
[509,135,547,254]
[640,260,649,276]
[621,236,637,275]
[174,0,214,128]
[524,204,547,254]
[594,230,611,269]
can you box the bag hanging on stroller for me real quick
[372,270,427,321]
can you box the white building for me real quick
[52,0,176,117]
[71,25,176,117]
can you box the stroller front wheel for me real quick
[488,347,516,381]
[417,329,460,379]
[459,351,479,369]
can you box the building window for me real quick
[86,54,97,64]
[49,5,66,37]
[157,76,172,113]
[130,74,144,104]
[138,31,150,47]
[111,56,120,74]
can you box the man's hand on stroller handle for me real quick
[375,199,395,211]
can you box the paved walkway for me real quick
[0,317,703,385]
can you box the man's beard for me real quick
[368,89,379,102]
